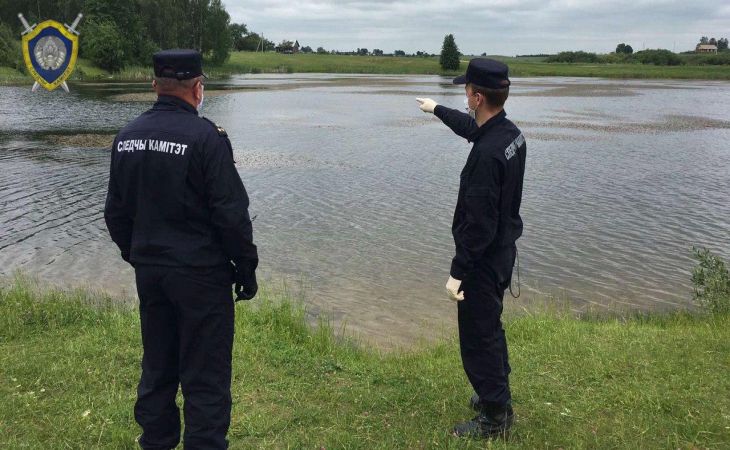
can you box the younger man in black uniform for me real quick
[417,58,526,439]
[104,49,258,449]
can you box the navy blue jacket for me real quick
[434,106,526,280]
[104,95,258,273]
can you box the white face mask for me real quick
[464,97,476,119]
[197,83,205,112]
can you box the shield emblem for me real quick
[22,20,79,91]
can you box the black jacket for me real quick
[104,95,258,273]
[434,106,526,280]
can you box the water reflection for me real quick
[1,75,729,346]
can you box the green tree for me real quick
[0,0,85,26]
[139,0,189,51]
[188,0,210,50]
[2,0,236,70]
[316,46,327,54]
[0,22,23,71]
[439,34,460,71]
[202,0,231,64]
[718,38,729,51]
[615,43,633,54]
[229,23,248,51]
[236,32,273,51]
[84,0,154,65]
[82,19,125,71]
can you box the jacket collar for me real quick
[153,95,198,115]
[470,109,507,142]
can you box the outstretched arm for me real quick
[416,98,479,141]
[433,105,479,141]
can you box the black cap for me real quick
[453,58,510,89]
[153,49,207,80]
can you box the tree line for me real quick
[547,49,730,66]
[0,0,449,74]
[0,0,234,72]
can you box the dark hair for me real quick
[468,82,509,108]
[154,76,202,93]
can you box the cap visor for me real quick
[452,74,467,85]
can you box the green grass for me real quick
[0,66,26,85]
[221,53,730,80]
[505,61,730,80]
[1,277,728,448]
[222,52,457,75]
[3,52,730,84]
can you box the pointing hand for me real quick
[416,98,438,114]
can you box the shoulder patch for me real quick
[504,133,524,161]
[201,117,228,137]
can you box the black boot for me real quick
[470,393,513,412]
[453,404,514,439]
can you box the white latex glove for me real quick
[416,97,438,114]
[446,276,464,302]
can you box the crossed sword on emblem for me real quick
[18,12,83,93]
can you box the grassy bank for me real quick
[1,278,728,448]
[3,53,730,84]
[222,52,455,75]
[222,53,730,80]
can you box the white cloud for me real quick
[224,0,730,54]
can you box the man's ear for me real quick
[151,79,157,90]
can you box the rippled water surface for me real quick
[1,75,729,345]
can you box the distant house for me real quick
[275,40,299,54]
[696,44,718,54]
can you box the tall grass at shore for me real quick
[1,275,728,449]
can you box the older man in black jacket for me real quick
[104,49,258,449]
[417,58,526,439]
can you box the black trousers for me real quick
[134,265,234,450]
[457,245,516,411]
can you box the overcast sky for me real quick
[225,0,729,55]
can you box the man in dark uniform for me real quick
[104,49,259,449]
[416,58,526,439]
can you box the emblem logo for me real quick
[18,13,83,92]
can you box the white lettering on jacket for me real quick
[116,139,188,156]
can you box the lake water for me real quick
[1,75,729,346]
